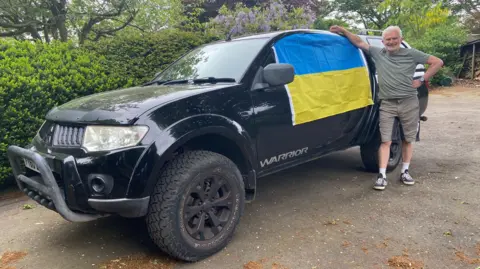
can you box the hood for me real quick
[46,83,230,124]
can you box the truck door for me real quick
[252,32,374,175]
[269,32,374,155]
[251,49,312,175]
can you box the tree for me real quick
[140,0,184,32]
[378,0,450,39]
[0,0,184,43]
[334,0,398,29]
[207,0,316,38]
[451,0,480,34]
[313,18,349,30]
[70,0,138,44]
[0,0,68,41]
[182,0,332,23]
[283,0,335,16]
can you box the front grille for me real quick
[53,125,84,146]
[39,121,85,147]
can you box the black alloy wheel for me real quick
[183,174,236,241]
[146,150,245,262]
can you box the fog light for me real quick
[91,177,105,193]
[87,174,114,195]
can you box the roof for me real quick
[461,39,480,48]
[231,29,338,41]
[209,29,388,49]
[460,39,480,56]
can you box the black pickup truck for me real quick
[7,29,429,262]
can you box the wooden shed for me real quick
[459,39,480,79]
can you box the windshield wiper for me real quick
[142,77,236,87]
[192,77,236,84]
[142,79,189,86]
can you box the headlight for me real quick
[82,126,149,152]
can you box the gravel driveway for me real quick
[1,85,479,269]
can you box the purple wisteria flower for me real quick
[210,0,317,37]
[264,23,272,32]
[248,11,256,23]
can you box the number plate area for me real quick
[23,158,40,173]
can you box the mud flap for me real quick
[416,120,421,142]
[245,170,256,202]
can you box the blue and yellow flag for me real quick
[273,32,373,125]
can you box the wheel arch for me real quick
[132,115,257,200]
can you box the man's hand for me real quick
[330,25,346,35]
[329,25,369,52]
[412,79,422,89]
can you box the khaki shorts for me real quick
[379,95,420,143]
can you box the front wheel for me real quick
[360,126,403,173]
[146,150,245,262]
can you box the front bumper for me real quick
[6,145,150,222]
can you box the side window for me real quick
[251,48,277,88]
[263,49,276,67]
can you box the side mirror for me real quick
[263,63,295,86]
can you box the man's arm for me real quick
[329,25,370,52]
[423,55,444,81]
[410,49,444,88]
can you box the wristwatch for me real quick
[419,76,425,83]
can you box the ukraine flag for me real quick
[273,32,374,126]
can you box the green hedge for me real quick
[0,30,217,188]
[83,30,219,86]
[0,40,128,187]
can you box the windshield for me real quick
[154,38,269,83]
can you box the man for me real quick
[329,25,444,190]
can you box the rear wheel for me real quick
[146,150,245,262]
[360,125,402,173]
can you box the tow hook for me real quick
[420,116,428,121]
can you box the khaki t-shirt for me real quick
[367,46,431,100]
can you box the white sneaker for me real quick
[373,174,387,190]
[401,170,415,185]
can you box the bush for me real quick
[0,30,216,188]
[83,29,219,86]
[313,18,349,30]
[409,22,468,85]
[0,40,128,187]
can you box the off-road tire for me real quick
[360,125,402,173]
[146,150,245,262]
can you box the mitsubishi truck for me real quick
[7,29,429,262]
